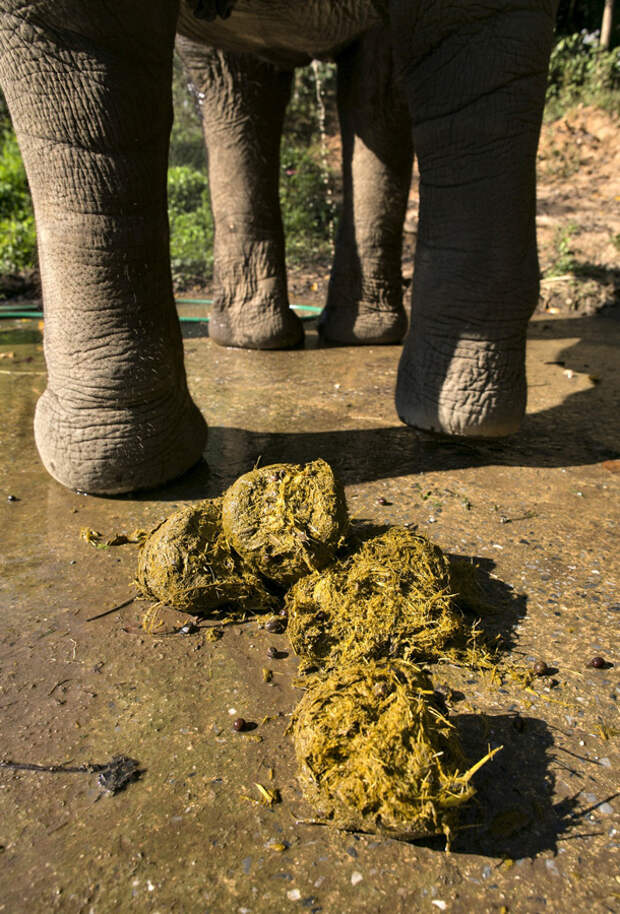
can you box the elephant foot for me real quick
[208,297,304,350]
[319,269,408,345]
[34,388,207,495]
[318,301,408,345]
[396,329,527,437]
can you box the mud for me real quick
[1,300,618,913]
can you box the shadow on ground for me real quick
[452,713,580,858]
[145,311,620,504]
[448,554,527,654]
[412,712,610,860]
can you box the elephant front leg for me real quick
[176,39,303,350]
[320,26,413,345]
[390,0,556,436]
[0,0,207,494]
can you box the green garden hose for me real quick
[0,298,323,322]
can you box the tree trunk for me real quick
[600,0,614,50]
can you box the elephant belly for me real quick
[177,0,385,68]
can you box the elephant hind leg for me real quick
[177,38,303,350]
[319,25,413,346]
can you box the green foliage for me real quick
[546,32,620,118]
[167,165,214,288]
[280,139,336,264]
[166,56,212,287]
[546,222,579,277]
[286,62,338,144]
[0,129,37,275]
[169,53,206,169]
[279,62,338,264]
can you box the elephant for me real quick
[175,27,413,351]
[0,0,558,496]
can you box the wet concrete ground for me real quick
[1,307,618,913]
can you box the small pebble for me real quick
[266,646,278,660]
[264,618,286,634]
[7,494,18,502]
[588,656,607,669]
[233,718,247,732]
[376,496,391,506]
[179,622,197,635]
[533,660,549,676]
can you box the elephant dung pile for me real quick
[292,660,494,842]
[136,498,276,614]
[137,459,348,612]
[222,458,348,585]
[135,458,496,842]
[286,527,461,670]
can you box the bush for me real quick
[167,165,214,287]
[546,31,620,117]
[0,129,37,276]
[286,62,338,144]
[280,139,336,264]
[169,53,206,169]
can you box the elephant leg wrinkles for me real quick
[0,0,207,494]
[320,24,413,345]
[177,36,303,350]
[390,0,557,436]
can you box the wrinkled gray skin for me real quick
[0,0,557,495]
[176,10,413,351]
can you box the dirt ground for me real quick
[0,106,619,913]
